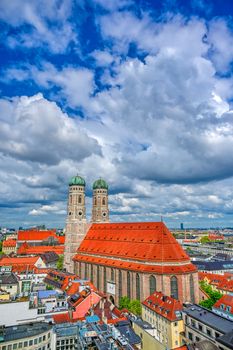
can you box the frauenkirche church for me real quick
[64,175,199,305]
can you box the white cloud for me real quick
[0,0,77,53]
[0,93,101,165]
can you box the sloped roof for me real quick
[18,244,64,255]
[3,239,16,247]
[0,256,39,266]
[17,230,57,241]
[217,279,233,292]
[214,295,233,314]
[74,222,196,274]
[142,291,183,321]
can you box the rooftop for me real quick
[17,229,57,241]
[213,295,233,314]
[142,291,183,321]
[0,322,52,342]
[2,239,16,247]
[183,304,233,334]
[74,222,196,274]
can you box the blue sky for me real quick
[1,0,233,229]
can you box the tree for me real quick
[119,296,142,316]
[56,255,64,270]
[200,236,210,244]
[119,296,130,310]
[199,281,222,309]
[129,299,142,316]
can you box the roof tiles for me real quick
[74,222,196,274]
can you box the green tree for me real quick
[199,281,222,309]
[119,296,130,310]
[56,255,64,270]
[200,236,210,244]
[119,297,141,316]
[129,299,142,316]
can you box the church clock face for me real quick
[102,212,106,217]
[78,211,83,216]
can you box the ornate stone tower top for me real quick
[91,178,109,223]
[67,175,86,222]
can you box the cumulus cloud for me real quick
[1,5,233,227]
[0,93,101,165]
[0,0,77,53]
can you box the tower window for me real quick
[94,197,97,205]
[78,195,82,204]
[102,197,106,205]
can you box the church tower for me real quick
[64,175,89,273]
[91,178,109,223]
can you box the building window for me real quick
[198,324,203,331]
[97,265,100,289]
[136,273,140,300]
[190,274,195,303]
[78,195,82,204]
[111,268,115,282]
[85,263,88,279]
[119,270,122,299]
[102,197,106,205]
[149,275,156,295]
[127,272,131,299]
[91,264,93,282]
[170,276,178,300]
[94,197,97,205]
[188,332,193,341]
[206,328,212,337]
[79,262,81,277]
[104,267,107,292]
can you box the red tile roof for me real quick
[57,236,65,244]
[198,272,226,285]
[217,279,233,292]
[0,256,40,266]
[73,222,196,274]
[214,295,233,313]
[17,230,57,241]
[53,312,72,324]
[17,244,64,255]
[142,291,183,321]
[3,239,16,247]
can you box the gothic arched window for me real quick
[149,275,156,296]
[97,265,100,289]
[136,273,140,300]
[102,197,106,205]
[104,267,107,292]
[78,195,82,204]
[91,264,93,282]
[94,197,97,205]
[118,270,122,299]
[127,272,131,299]
[171,276,178,300]
[79,262,81,277]
[85,263,88,279]
[190,274,195,303]
[111,268,115,282]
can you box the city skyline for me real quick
[1,0,233,228]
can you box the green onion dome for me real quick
[69,175,85,186]
[93,178,108,190]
